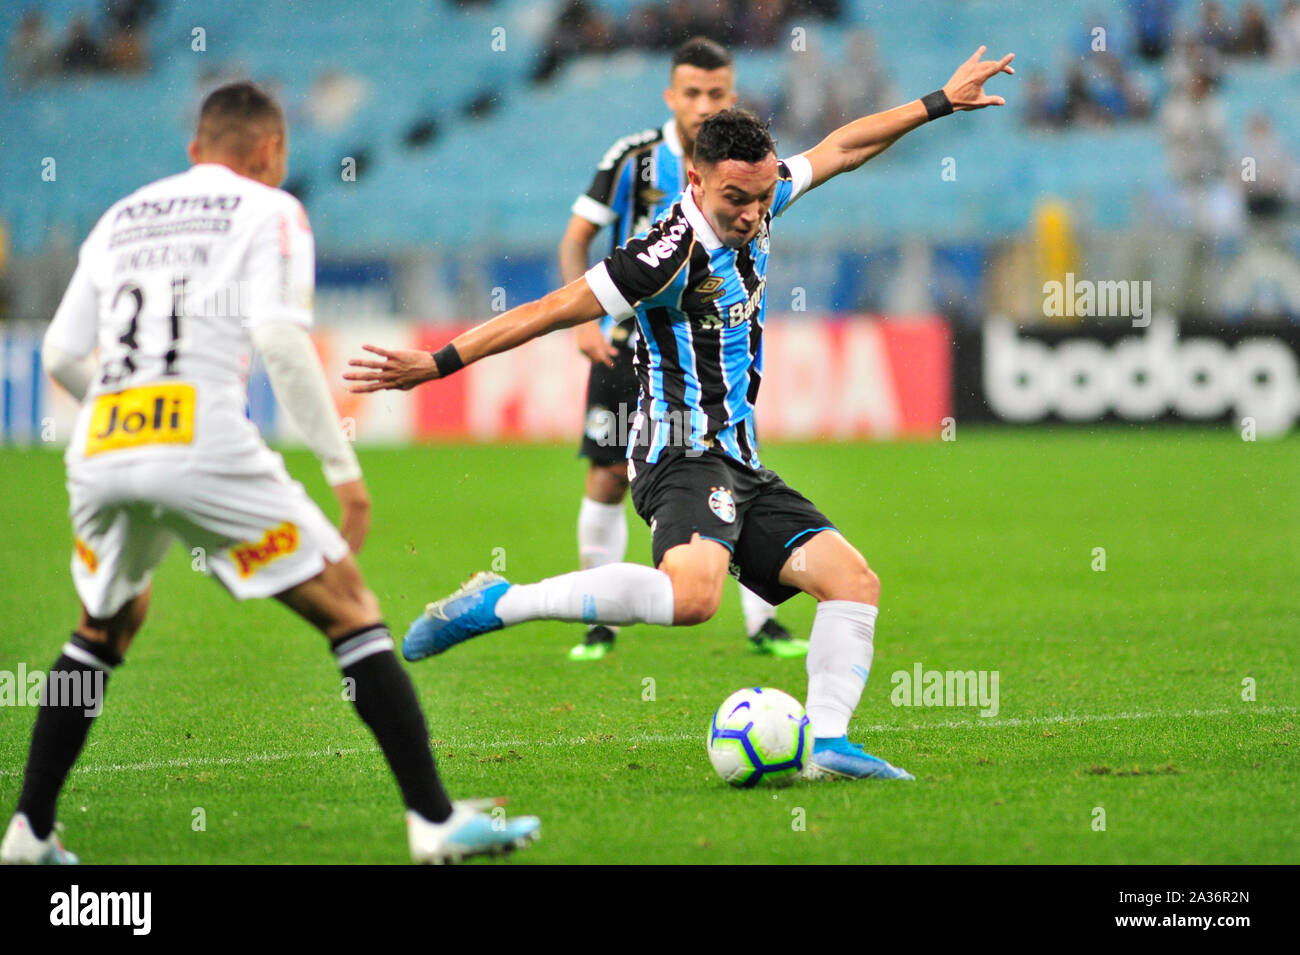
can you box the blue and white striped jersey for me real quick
[572,120,688,344]
[584,154,813,471]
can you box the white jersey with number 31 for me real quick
[48,162,315,471]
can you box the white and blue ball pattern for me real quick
[707,687,810,788]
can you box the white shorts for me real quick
[66,450,349,619]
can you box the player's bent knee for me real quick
[664,567,723,625]
[673,589,721,626]
[337,582,381,626]
[832,562,879,605]
[811,550,880,605]
[331,568,382,631]
[79,590,150,657]
[860,564,881,604]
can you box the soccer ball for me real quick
[707,687,810,788]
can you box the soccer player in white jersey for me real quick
[0,83,538,865]
[348,48,1014,781]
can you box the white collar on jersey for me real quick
[663,119,686,158]
[681,186,723,251]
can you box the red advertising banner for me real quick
[2,315,951,446]
[306,314,951,444]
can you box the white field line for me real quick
[1,704,1294,779]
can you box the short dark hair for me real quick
[671,36,732,75]
[196,81,284,156]
[692,107,775,167]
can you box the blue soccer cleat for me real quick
[403,571,512,661]
[407,798,540,865]
[800,736,915,781]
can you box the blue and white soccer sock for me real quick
[496,564,674,627]
[738,584,777,638]
[804,601,878,739]
[577,497,628,570]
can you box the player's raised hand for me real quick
[942,45,1015,111]
[344,344,439,392]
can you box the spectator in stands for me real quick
[789,0,841,17]
[306,68,371,134]
[1233,2,1272,57]
[660,1,704,47]
[533,0,814,79]
[1276,0,1300,62]
[1091,51,1153,120]
[686,0,734,47]
[828,28,896,125]
[1129,0,1179,61]
[104,22,149,74]
[624,4,673,49]
[1160,70,1242,235]
[105,0,159,32]
[1060,64,1105,126]
[61,16,106,74]
[1023,70,1064,128]
[1241,114,1296,221]
[781,30,833,141]
[735,0,788,49]
[1197,1,1235,53]
[531,0,618,83]
[7,10,59,88]
[1167,29,1225,89]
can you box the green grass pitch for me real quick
[1,429,1296,864]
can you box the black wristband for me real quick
[922,89,953,121]
[431,344,464,378]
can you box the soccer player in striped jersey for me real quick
[349,46,1015,780]
[562,37,803,662]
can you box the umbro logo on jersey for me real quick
[635,220,689,268]
[693,276,725,300]
[638,185,667,205]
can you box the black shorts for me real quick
[628,447,837,606]
[578,337,639,466]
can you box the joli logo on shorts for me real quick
[230,522,299,578]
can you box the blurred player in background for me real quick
[348,47,1015,781]
[560,36,804,662]
[0,83,537,865]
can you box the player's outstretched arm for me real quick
[801,45,1014,190]
[344,277,606,393]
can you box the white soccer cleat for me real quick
[407,798,540,865]
[1,813,80,865]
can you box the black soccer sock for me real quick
[16,634,120,840]
[332,625,453,823]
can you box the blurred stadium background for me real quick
[1,0,1298,445]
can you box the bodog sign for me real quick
[954,316,1300,437]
